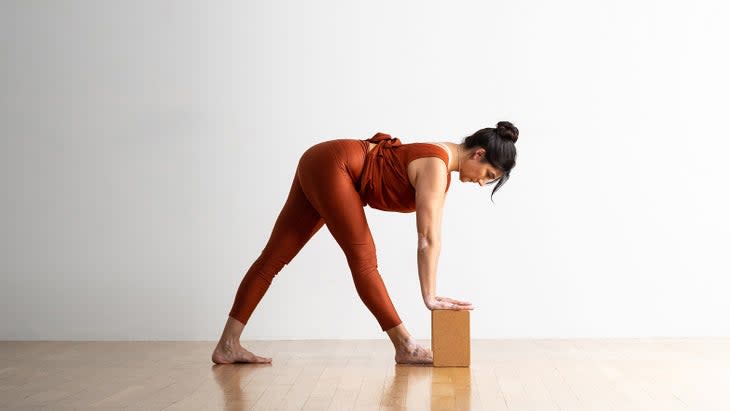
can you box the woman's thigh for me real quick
[296,139,374,262]
[257,168,325,266]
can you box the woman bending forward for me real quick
[211,121,519,365]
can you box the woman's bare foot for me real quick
[211,340,272,364]
[394,338,433,365]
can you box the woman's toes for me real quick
[395,343,433,364]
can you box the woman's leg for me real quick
[297,142,432,363]
[212,167,324,364]
[227,172,324,325]
[297,143,402,331]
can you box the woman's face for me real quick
[458,147,503,186]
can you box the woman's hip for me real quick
[298,139,368,182]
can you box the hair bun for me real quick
[495,121,519,143]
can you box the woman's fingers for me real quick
[437,301,473,310]
[437,296,472,305]
[426,296,475,310]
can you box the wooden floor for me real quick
[1,338,729,410]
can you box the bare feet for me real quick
[394,338,433,365]
[211,340,273,364]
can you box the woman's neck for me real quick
[435,142,461,173]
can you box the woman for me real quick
[211,121,519,365]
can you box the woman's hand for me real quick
[424,296,474,311]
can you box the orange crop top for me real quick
[358,132,451,213]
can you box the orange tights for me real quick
[228,139,402,331]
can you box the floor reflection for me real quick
[431,366,473,410]
[382,364,473,409]
[211,362,272,411]
[209,357,473,410]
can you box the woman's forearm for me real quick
[417,239,441,302]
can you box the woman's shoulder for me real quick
[401,141,450,165]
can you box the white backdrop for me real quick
[2,0,729,340]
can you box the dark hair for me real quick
[462,121,518,202]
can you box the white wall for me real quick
[2,0,729,341]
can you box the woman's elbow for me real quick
[417,232,441,250]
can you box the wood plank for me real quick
[1,339,729,409]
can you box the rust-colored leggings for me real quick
[229,139,402,331]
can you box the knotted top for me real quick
[358,132,451,213]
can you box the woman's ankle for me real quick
[385,323,414,348]
[218,336,240,347]
[219,316,245,345]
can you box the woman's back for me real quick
[359,133,451,213]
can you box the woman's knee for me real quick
[342,244,378,274]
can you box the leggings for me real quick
[228,139,403,331]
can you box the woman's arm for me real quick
[412,157,475,311]
[413,158,447,304]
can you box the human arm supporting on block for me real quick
[413,157,473,310]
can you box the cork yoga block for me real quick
[431,309,470,367]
